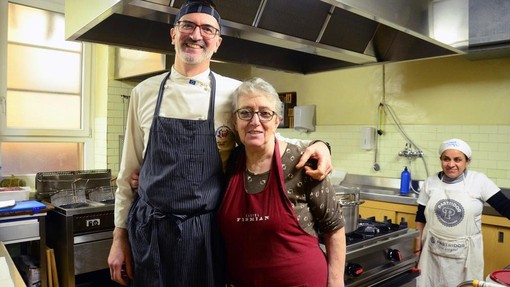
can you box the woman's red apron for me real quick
[218,141,328,287]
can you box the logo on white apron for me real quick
[216,126,235,148]
[216,125,236,168]
[434,199,464,227]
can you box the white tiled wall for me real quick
[106,79,137,176]
[94,117,108,168]
[277,124,510,188]
[104,85,510,188]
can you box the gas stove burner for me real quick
[372,222,396,233]
[356,225,380,235]
[358,216,389,225]
[358,217,401,232]
[59,202,90,209]
[342,216,411,247]
[345,230,374,244]
[346,227,378,244]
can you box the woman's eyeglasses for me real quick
[235,108,276,122]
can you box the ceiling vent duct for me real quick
[66,0,467,74]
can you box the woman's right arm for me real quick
[414,204,426,255]
[323,227,346,287]
[415,221,425,255]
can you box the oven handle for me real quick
[74,230,113,244]
[346,257,418,287]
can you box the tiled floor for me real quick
[76,270,419,287]
[76,269,123,287]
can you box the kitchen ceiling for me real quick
[67,0,469,74]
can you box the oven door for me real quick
[74,231,113,274]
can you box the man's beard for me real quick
[175,41,215,64]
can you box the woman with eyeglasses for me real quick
[218,77,346,287]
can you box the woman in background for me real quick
[218,77,346,287]
[415,138,510,287]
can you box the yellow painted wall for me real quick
[383,56,510,125]
[252,65,381,125]
[249,55,510,187]
[252,55,510,125]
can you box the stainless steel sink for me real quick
[361,188,418,197]
[338,174,421,205]
[359,188,418,205]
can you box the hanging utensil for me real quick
[374,103,384,171]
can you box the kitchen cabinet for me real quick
[0,206,49,287]
[359,199,417,229]
[481,215,510,277]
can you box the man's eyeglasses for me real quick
[235,108,276,122]
[175,20,219,39]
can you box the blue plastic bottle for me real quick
[400,166,411,195]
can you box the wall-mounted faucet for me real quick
[399,143,423,159]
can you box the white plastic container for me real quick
[0,186,31,201]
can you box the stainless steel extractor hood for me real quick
[466,0,510,60]
[65,0,467,74]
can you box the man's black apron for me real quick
[127,72,225,287]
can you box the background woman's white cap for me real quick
[438,138,472,159]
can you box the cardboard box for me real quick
[14,255,41,287]
[278,92,297,128]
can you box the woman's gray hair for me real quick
[231,77,283,118]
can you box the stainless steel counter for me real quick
[337,174,508,217]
